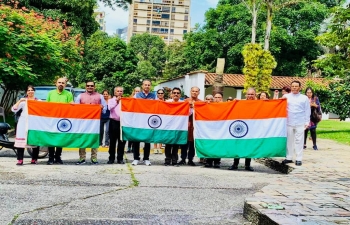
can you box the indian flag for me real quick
[26,101,101,148]
[194,99,287,158]
[121,98,189,144]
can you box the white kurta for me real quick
[11,101,37,148]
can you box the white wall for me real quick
[154,72,206,99]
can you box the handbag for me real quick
[311,97,322,123]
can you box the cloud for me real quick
[98,4,129,35]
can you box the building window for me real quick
[152,20,161,26]
[146,27,150,32]
[179,1,183,4]
[100,26,103,30]
[99,19,103,23]
[172,7,176,12]
[170,29,174,34]
[162,14,170,19]
[133,26,137,31]
[170,36,173,41]
[134,4,138,9]
[185,8,189,13]
[148,5,152,9]
[134,12,138,16]
[183,30,187,34]
[133,19,137,24]
[147,20,151,25]
[184,15,188,21]
[170,22,174,27]
[162,6,170,12]
[171,14,175,20]
[184,22,187,28]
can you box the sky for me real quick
[98,0,219,35]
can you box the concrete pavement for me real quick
[244,138,350,224]
[0,148,281,225]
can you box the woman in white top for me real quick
[11,85,40,165]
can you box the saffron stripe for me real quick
[121,98,190,116]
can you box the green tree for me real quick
[129,33,166,78]
[164,40,190,79]
[0,4,83,111]
[242,43,276,93]
[313,6,350,120]
[79,31,138,94]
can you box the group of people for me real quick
[11,78,321,170]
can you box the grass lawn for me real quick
[317,120,350,146]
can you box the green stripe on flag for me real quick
[195,137,286,158]
[122,127,188,144]
[28,130,99,148]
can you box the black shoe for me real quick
[164,162,170,166]
[204,163,213,168]
[245,166,254,171]
[76,159,86,165]
[214,163,221,168]
[295,161,302,166]
[303,145,307,149]
[172,162,178,166]
[54,158,63,164]
[107,160,114,164]
[177,160,186,165]
[188,160,196,166]
[281,159,293,165]
[313,145,318,150]
[47,159,54,165]
[117,160,125,164]
[228,165,238,170]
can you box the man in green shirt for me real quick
[46,77,74,165]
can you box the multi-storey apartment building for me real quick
[95,11,106,32]
[127,0,191,44]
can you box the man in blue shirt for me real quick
[132,79,156,166]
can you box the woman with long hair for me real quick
[304,87,321,150]
[11,85,40,165]
[100,90,110,147]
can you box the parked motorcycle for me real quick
[0,122,48,158]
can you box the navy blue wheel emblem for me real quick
[148,115,162,129]
[229,120,248,138]
[57,119,72,132]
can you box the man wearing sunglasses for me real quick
[132,79,156,166]
[164,87,183,166]
[75,81,107,165]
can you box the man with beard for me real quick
[75,81,106,165]
[46,77,74,165]
[228,87,256,171]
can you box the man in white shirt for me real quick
[282,81,311,166]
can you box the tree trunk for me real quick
[0,88,19,113]
[264,0,273,50]
[251,0,257,44]
[213,58,225,96]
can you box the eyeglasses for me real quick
[86,85,94,87]
[172,92,180,94]
[157,92,164,94]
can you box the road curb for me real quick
[243,200,279,225]
[255,158,294,174]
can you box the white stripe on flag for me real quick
[194,118,287,139]
[121,112,188,131]
[28,115,100,134]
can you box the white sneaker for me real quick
[131,160,139,166]
[154,149,158,154]
[144,160,151,166]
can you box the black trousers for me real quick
[108,120,125,162]
[180,141,195,161]
[128,141,133,149]
[304,128,317,146]
[165,144,179,164]
[17,147,39,160]
[233,158,251,167]
[48,147,62,160]
[133,142,150,161]
[206,158,221,165]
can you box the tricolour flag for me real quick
[121,98,189,144]
[26,101,101,148]
[194,99,287,158]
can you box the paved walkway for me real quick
[244,138,350,224]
